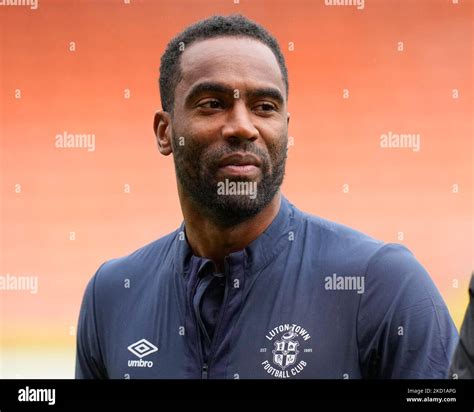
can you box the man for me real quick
[76,14,458,379]
[449,274,474,379]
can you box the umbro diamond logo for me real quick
[128,339,158,358]
[127,339,158,368]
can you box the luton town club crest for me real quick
[260,323,312,379]
[273,331,299,369]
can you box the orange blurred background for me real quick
[1,0,472,377]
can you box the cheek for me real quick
[186,115,223,136]
[172,124,212,154]
[258,118,287,138]
[263,125,288,151]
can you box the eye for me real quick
[198,99,223,109]
[254,102,277,112]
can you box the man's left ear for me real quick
[287,112,290,126]
[153,110,173,156]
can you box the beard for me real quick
[172,131,288,228]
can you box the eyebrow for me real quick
[184,81,285,107]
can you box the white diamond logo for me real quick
[127,339,158,359]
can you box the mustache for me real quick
[202,144,269,169]
[171,131,288,179]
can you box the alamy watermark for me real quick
[325,273,365,294]
[18,386,55,406]
[55,131,96,152]
[324,0,364,10]
[217,179,257,199]
[0,0,38,9]
[380,131,421,152]
[0,274,38,294]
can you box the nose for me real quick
[221,101,258,143]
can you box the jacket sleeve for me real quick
[357,244,459,378]
[75,266,108,379]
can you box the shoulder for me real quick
[91,228,181,291]
[365,242,435,296]
[289,201,435,291]
[290,202,386,271]
[292,202,382,248]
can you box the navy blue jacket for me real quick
[76,196,458,379]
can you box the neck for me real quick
[180,189,281,272]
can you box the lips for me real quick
[218,153,262,168]
[217,152,262,177]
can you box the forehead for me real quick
[176,36,286,99]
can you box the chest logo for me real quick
[260,324,312,378]
[127,339,158,368]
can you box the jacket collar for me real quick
[172,194,295,277]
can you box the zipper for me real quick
[204,261,231,376]
[190,274,207,379]
[194,278,213,347]
[201,363,209,379]
[194,260,231,379]
[195,316,208,379]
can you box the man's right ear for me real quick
[153,111,173,155]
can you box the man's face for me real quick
[170,36,289,227]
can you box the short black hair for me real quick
[159,14,289,113]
